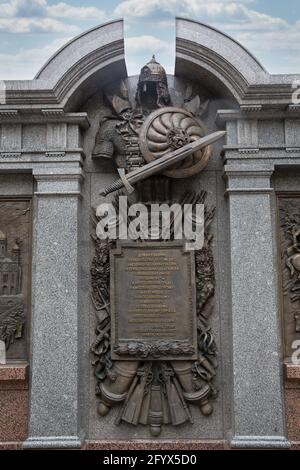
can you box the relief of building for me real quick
[0,231,21,296]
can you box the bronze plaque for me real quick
[111,242,197,361]
[278,194,300,359]
[0,198,32,360]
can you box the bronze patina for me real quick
[99,131,225,196]
[91,58,219,436]
[110,242,197,361]
[279,195,300,358]
[0,198,31,360]
[91,191,217,436]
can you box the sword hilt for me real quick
[100,168,135,196]
[99,178,124,196]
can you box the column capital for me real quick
[223,166,274,195]
[32,165,84,179]
[33,166,84,197]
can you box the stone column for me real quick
[225,167,290,448]
[23,166,84,449]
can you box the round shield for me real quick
[139,107,212,178]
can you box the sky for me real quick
[0,0,300,80]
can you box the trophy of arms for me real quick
[91,57,224,436]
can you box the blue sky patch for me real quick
[0,0,299,79]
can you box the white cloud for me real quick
[125,35,174,76]
[0,36,72,79]
[47,2,105,20]
[115,0,176,17]
[1,0,46,17]
[0,0,300,76]
[0,0,104,33]
[0,17,79,33]
[182,2,287,29]
[115,0,256,18]
[234,25,300,52]
[116,0,287,31]
[116,0,300,73]
[126,35,170,55]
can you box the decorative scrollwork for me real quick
[0,303,25,349]
[90,233,114,382]
[91,190,217,436]
[113,340,195,359]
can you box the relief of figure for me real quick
[0,230,25,350]
[280,208,300,338]
[286,225,300,277]
[92,56,217,199]
[93,56,170,173]
[91,58,220,436]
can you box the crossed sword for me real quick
[99,131,226,197]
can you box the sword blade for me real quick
[99,130,226,196]
[127,130,226,185]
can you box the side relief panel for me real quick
[279,195,300,359]
[0,198,31,360]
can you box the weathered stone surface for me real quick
[176,19,268,86]
[0,16,300,448]
[0,389,28,442]
[0,364,28,382]
[23,168,84,449]
[225,170,289,448]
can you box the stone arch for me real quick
[5,20,127,112]
[175,18,269,104]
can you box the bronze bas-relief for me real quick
[279,196,300,358]
[0,199,31,359]
[93,56,213,179]
[91,192,217,436]
[91,58,217,436]
[110,242,197,361]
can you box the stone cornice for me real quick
[0,111,90,128]
[216,109,300,122]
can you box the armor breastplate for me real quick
[116,115,145,172]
